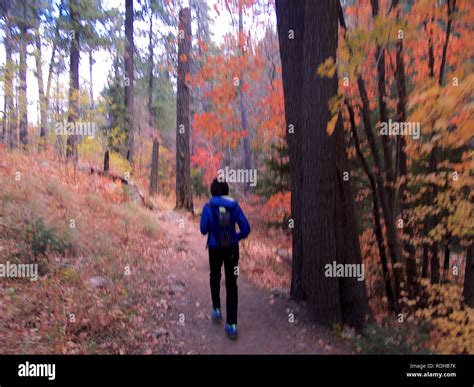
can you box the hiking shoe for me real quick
[225,324,238,340]
[211,308,222,322]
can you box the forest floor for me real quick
[0,150,349,354]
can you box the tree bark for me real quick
[275,0,306,301]
[431,241,440,284]
[334,114,371,328]
[421,12,435,279]
[45,2,64,118]
[238,3,252,194]
[347,101,395,310]
[175,8,193,212]
[103,150,109,174]
[392,0,417,293]
[439,0,456,87]
[300,0,341,325]
[428,0,455,284]
[66,0,80,162]
[4,0,16,148]
[463,244,474,307]
[150,139,159,195]
[89,50,94,111]
[358,77,401,301]
[370,0,395,216]
[443,233,451,282]
[124,0,135,162]
[34,28,48,149]
[148,11,159,196]
[18,25,28,148]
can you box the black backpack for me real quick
[213,205,232,248]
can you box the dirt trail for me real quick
[155,207,349,354]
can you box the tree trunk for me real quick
[421,245,430,278]
[428,0,455,284]
[392,0,417,294]
[150,139,159,196]
[358,77,401,301]
[34,28,48,149]
[463,244,474,307]
[275,0,306,301]
[431,241,440,284]
[19,27,28,148]
[1,88,5,144]
[238,4,252,194]
[45,2,63,118]
[443,234,451,282]
[438,0,456,87]
[4,0,16,148]
[103,150,109,174]
[66,1,80,162]
[89,50,94,111]
[421,13,435,280]
[148,11,159,196]
[175,8,193,212]
[125,0,135,162]
[347,101,395,310]
[334,114,371,328]
[370,0,395,216]
[299,0,341,326]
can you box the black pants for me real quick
[209,244,239,325]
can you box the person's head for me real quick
[210,178,229,197]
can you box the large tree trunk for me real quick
[299,0,341,326]
[124,0,135,162]
[18,27,28,148]
[34,28,48,149]
[275,0,306,301]
[463,245,474,307]
[66,0,80,162]
[175,8,193,212]
[277,0,370,328]
[238,4,252,194]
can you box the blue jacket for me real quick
[200,196,250,248]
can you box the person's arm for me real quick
[235,204,250,241]
[200,204,210,235]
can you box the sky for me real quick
[0,0,267,125]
